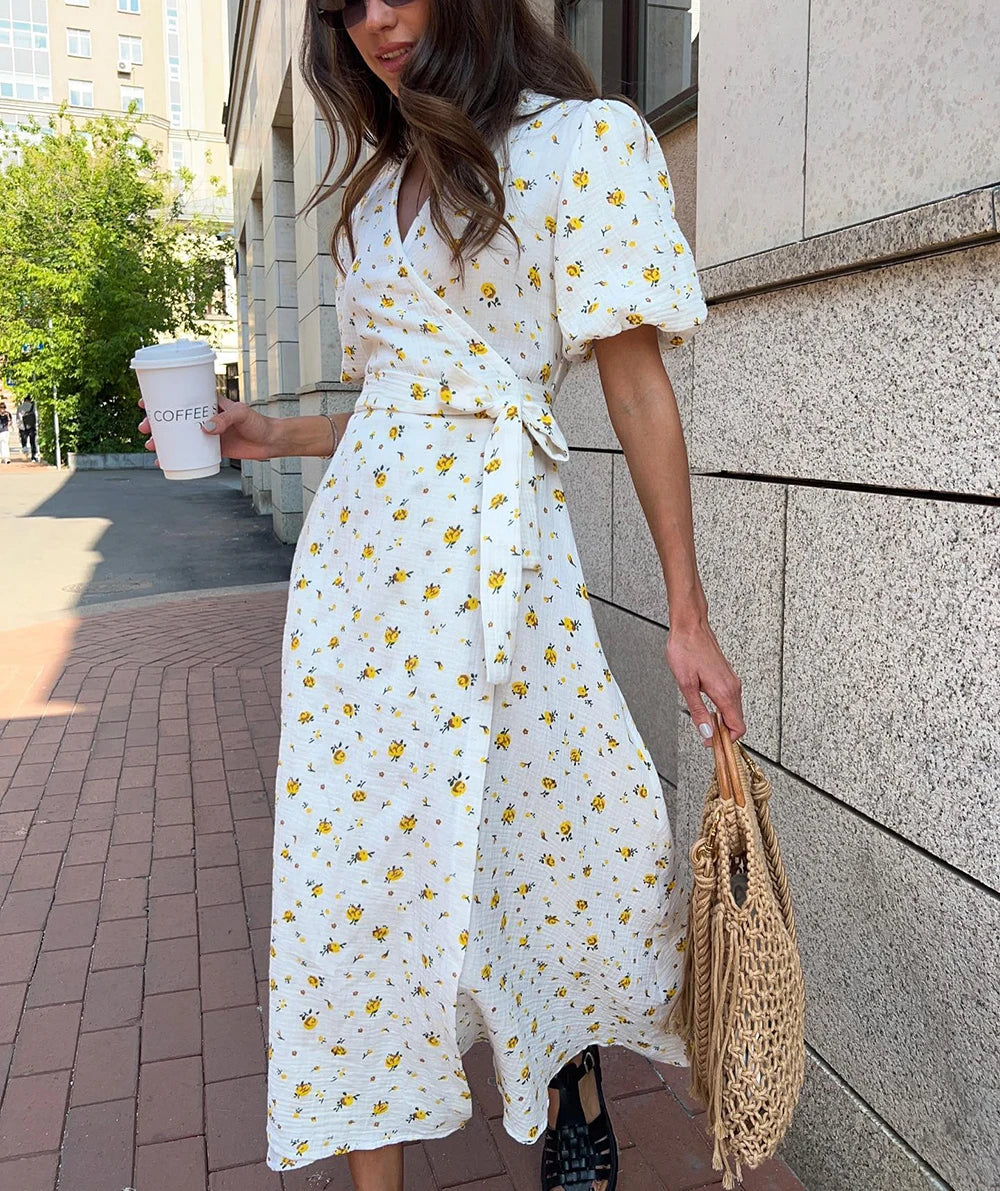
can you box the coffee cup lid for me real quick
[130,338,216,370]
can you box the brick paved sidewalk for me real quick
[0,590,805,1191]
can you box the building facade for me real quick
[1,0,239,370]
[225,4,999,1189]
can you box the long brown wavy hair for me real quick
[299,0,633,285]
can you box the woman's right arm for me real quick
[139,395,352,462]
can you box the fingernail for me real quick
[202,420,217,432]
[698,722,713,739]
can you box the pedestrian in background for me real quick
[17,397,38,462]
[0,401,13,464]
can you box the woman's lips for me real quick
[376,45,413,73]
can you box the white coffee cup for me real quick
[131,339,221,480]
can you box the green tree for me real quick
[0,105,232,459]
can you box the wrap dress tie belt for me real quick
[356,369,570,687]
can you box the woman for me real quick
[142,2,745,1189]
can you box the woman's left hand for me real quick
[665,621,746,746]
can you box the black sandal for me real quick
[541,1045,619,1191]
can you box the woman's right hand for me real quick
[138,393,276,464]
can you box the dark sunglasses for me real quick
[316,0,418,31]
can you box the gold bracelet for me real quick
[321,412,340,459]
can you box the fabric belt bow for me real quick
[356,371,570,686]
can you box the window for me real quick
[558,0,699,128]
[117,0,140,12]
[120,83,143,112]
[166,5,182,126]
[118,33,141,64]
[68,78,93,107]
[0,1,51,102]
[66,27,91,56]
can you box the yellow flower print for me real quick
[348,847,372,864]
[625,312,645,326]
[385,865,405,882]
[544,215,557,236]
[316,818,332,834]
[591,794,606,812]
[456,673,472,688]
[365,996,382,1015]
[420,321,440,334]
[387,567,410,586]
[294,1082,312,1098]
[373,466,388,488]
[673,241,686,255]
[564,261,584,278]
[501,804,516,824]
[302,675,316,688]
[540,853,556,867]
[558,821,572,839]
[351,786,367,802]
[331,745,347,764]
[408,1108,429,1121]
[494,729,511,749]
[594,119,610,137]
[411,382,427,400]
[300,1011,319,1030]
[345,904,363,923]
[480,281,500,307]
[385,1052,402,1069]
[308,541,321,555]
[524,607,539,628]
[510,680,529,699]
[443,525,462,547]
[290,633,300,651]
[298,711,314,725]
[392,507,408,522]
[424,1032,441,1046]
[423,583,441,601]
[286,778,301,795]
[488,569,507,592]
[538,709,557,726]
[384,625,401,647]
[527,265,542,290]
[399,814,416,833]
[563,215,584,235]
[436,453,456,473]
[607,188,626,207]
[336,1092,355,1109]
[448,773,467,795]
[560,617,581,634]
[541,776,558,791]
[379,294,394,307]
[459,595,480,613]
[572,168,589,190]
[404,654,419,673]
[459,929,469,947]
[642,265,661,285]
[468,340,489,356]
[372,1101,389,1116]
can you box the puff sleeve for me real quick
[553,98,708,364]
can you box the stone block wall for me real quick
[560,5,1000,1189]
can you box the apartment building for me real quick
[1,0,230,218]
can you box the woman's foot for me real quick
[542,1047,618,1191]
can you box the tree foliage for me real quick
[0,106,232,458]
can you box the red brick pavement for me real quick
[0,590,806,1191]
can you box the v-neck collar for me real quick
[390,89,546,249]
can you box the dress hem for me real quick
[265,1030,691,1170]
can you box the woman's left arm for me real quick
[594,324,745,745]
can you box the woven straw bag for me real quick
[671,711,806,1188]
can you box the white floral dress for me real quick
[266,89,708,1170]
